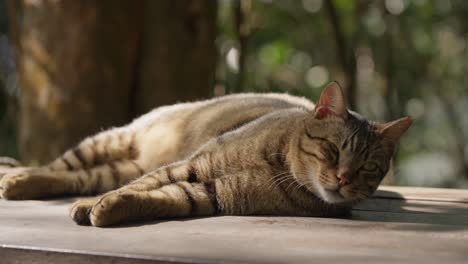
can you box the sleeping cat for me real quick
[0,82,412,227]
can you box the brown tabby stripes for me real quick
[108,163,121,188]
[165,167,176,183]
[298,138,324,161]
[61,157,74,170]
[187,167,198,183]
[203,181,220,214]
[73,148,87,168]
[176,183,197,214]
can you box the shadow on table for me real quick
[34,191,468,231]
[110,189,468,231]
[351,189,468,231]
[44,197,79,204]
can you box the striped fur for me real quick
[0,83,411,227]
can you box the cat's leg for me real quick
[71,161,272,227]
[88,180,219,227]
[70,161,193,225]
[70,161,196,224]
[0,129,143,200]
[0,159,145,200]
[47,129,138,171]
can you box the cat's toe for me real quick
[0,171,33,200]
[90,191,136,227]
[70,199,95,225]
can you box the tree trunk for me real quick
[134,0,217,115]
[8,0,218,164]
[8,0,142,164]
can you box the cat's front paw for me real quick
[89,190,144,227]
[70,198,97,225]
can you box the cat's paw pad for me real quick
[70,199,96,225]
[90,190,140,227]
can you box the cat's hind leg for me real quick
[0,129,144,200]
[48,129,139,171]
[0,159,145,200]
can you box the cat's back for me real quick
[186,92,312,125]
[132,93,313,128]
[131,93,314,169]
[183,92,313,141]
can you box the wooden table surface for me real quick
[0,186,467,264]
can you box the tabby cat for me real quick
[0,82,412,227]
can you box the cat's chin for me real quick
[323,190,346,204]
[299,173,353,205]
[315,186,350,205]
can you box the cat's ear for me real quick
[378,116,413,153]
[313,82,348,119]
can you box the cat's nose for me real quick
[337,170,352,186]
[338,176,349,186]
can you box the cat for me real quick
[0,82,412,227]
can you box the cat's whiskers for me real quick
[266,169,312,191]
[294,179,314,192]
[265,172,295,190]
[286,173,313,193]
[271,175,296,190]
[285,180,300,192]
[357,191,370,198]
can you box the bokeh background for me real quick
[0,0,467,188]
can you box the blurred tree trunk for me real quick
[134,0,217,115]
[8,0,142,164]
[8,0,217,164]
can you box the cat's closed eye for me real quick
[361,162,379,172]
[326,142,339,165]
[317,142,339,166]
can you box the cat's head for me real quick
[293,82,412,205]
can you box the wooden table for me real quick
[1,186,467,264]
